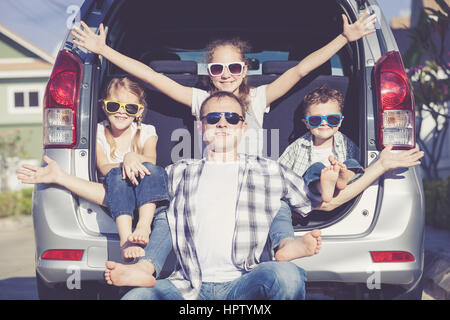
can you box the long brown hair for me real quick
[204,38,252,110]
[103,77,147,160]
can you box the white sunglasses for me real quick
[207,62,245,77]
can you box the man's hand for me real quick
[378,144,424,172]
[314,145,424,212]
[16,155,64,185]
[342,10,377,42]
[71,21,107,55]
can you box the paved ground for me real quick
[0,216,37,300]
[0,215,448,300]
[423,225,450,300]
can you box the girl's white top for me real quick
[191,85,269,156]
[96,120,157,163]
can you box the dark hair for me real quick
[302,85,344,117]
[203,38,252,109]
[199,91,246,119]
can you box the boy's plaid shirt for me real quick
[278,131,360,177]
[164,154,321,299]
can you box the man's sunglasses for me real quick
[201,112,245,125]
[103,100,143,116]
[207,62,245,77]
[305,114,343,128]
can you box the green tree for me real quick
[403,0,450,180]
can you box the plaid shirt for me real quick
[164,154,320,300]
[278,131,360,177]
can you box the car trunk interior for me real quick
[92,0,366,230]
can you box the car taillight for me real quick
[41,249,84,261]
[43,50,82,148]
[370,251,415,263]
[374,51,415,150]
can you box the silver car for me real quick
[34,0,424,299]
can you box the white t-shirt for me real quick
[191,86,269,156]
[310,145,338,167]
[194,160,242,282]
[96,120,157,163]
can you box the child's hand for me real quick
[16,155,63,185]
[378,145,424,172]
[122,152,151,185]
[342,10,377,42]
[71,21,106,54]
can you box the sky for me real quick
[0,0,413,57]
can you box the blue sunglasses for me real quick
[305,114,343,128]
[201,112,245,125]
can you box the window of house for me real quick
[7,85,45,114]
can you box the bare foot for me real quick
[104,260,156,287]
[128,225,151,246]
[320,166,339,202]
[275,229,322,261]
[121,240,145,261]
[328,155,337,166]
[336,163,356,190]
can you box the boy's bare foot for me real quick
[328,155,337,166]
[320,166,339,202]
[275,229,322,261]
[121,240,145,261]
[336,163,356,190]
[104,260,156,287]
[128,225,151,246]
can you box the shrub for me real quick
[423,176,450,230]
[0,187,33,217]
[19,188,33,216]
[0,191,20,217]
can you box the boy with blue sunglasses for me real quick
[279,85,363,202]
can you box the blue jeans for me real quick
[138,205,172,277]
[269,201,295,251]
[122,261,306,300]
[104,162,170,221]
[303,158,364,193]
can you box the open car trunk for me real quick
[82,0,370,233]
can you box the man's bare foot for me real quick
[336,163,356,190]
[104,260,156,287]
[127,225,151,246]
[275,229,322,261]
[121,240,145,261]
[320,166,339,202]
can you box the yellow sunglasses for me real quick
[103,100,143,116]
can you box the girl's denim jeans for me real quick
[104,162,170,221]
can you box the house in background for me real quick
[0,23,54,159]
[0,23,54,190]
